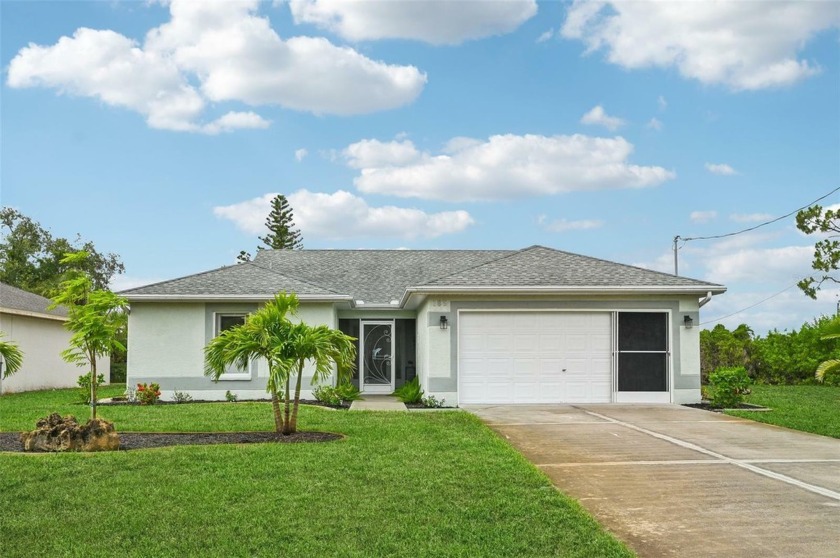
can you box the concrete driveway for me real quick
[467,404,840,558]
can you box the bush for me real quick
[708,367,752,409]
[136,382,161,405]
[173,390,193,403]
[334,382,361,402]
[394,377,423,404]
[312,385,341,406]
[225,390,238,403]
[77,373,106,404]
[422,395,445,408]
[110,362,127,383]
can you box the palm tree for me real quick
[204,292,355,435]
[815,319,840,383]
[0,333,24,378]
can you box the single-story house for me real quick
[122,245,724,405]
[0,282,110,393]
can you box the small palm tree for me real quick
[204,292,355,435]
[0,334,24,378]
[815,319,840,383]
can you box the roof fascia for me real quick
[124,294,354,303]
[0,307,68,322]
[400,285,727,306]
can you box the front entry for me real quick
[361,321,394,394]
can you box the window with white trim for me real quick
[215,313,250,380]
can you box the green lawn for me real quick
[726,384,840,438]
[0,386,632,558]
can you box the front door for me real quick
[361,321,395,394]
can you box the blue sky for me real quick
[2,0,839,333]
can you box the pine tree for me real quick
[258,195,303,251]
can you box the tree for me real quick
[258,195,303,251]
[0,208,124,296]
[50,251,128,420]
[796,204,840,299]
[204,292,355,434]
[0,334,24,378]
[815,319,840,386]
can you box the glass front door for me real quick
[361,321,394,393]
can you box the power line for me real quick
[673,185,840,275]
[699,283,799,326]
[683,185,840,242]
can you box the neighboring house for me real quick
[122,246,725,405]
[0,282,110,393]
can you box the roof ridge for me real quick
[418,247,527,286]
[243,261,345,296]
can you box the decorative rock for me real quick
[20,413,120,452]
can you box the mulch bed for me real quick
[683,402,770,413]
[0,431,342,452]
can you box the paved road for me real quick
[467,404,840,558]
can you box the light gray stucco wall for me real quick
[0,312,108,393]
[127,301,337,400]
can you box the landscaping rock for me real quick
[20,413,120,452]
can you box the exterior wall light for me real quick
[439,315,449,330]
[683,315,694,328]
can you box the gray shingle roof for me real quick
[119,262,343,297]
[121,246,724,302]
[0,282,68,318]
[425,246,720,289]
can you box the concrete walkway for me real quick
[467,404,840,558]
[349,395,407,411]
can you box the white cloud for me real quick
[201,111,271,135]
[294,148,308,162]
[343,139,421,169]
[537,29,555,43]
[731,213,773,223]
[288,0,537,45]
[706,163,738,175]
[7,1,426,132]
[213,190,474,240]
[704,245,812,284]
[540,217,604,233]
[690,210,717,224]
[646,117,663,131]
[561,1,839,90]
[580,105,625,130]
[657,95,667,111]
[345,133,675,202]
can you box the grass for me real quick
[725,384,840,438]
[0,386,632,557]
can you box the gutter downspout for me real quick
[698,291,713,308]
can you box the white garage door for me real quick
[459,311,612,404]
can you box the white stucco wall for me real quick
[128,302,206,379]
[126,300,338,400]
[0,312,110,393]
[678,297,701,378]
[415,299,430,392]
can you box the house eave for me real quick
[0,306,68,322]
[122,294,354,304]
[399,285,727,307]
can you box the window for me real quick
[215,314,250,380]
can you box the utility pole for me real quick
[673,235,680,276]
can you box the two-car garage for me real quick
[457,310,670,405]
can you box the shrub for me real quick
[225,390,238,403]
[334,382,361,403]
[708,367,752,409]
[136,382,161,405]
[312,385,341,406]
[422,395,445,408]
[77,373,106,404]
[394,377,423,404]
[173,390,193,403]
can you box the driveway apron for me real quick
[467,404,840,558]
